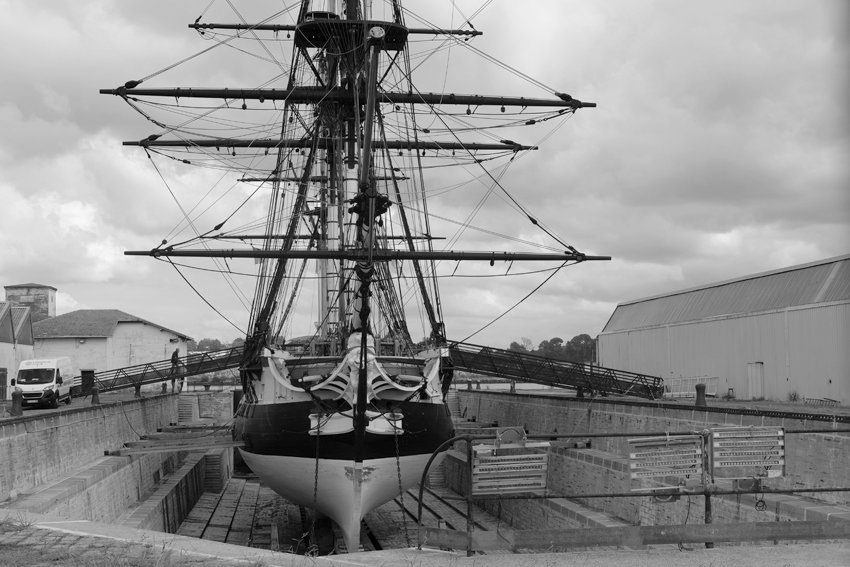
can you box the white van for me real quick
[12,357,78,408]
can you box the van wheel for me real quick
[65,392,72,405]
[51,395,60,409]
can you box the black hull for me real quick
[236,400,454,461]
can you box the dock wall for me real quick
[450,391,850,530]
[10,453,183,523]
[120,452,208,532]
[0,394,177,502]
[1,393,236,535]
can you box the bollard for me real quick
[11,389,23,417]
[134,384,142,398]
[509,380,516,393]
[695,383,707,407]
[91,387,101,405]
[161,383,168,394]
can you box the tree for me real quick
[196,338,224,352]
[567,334,596,363]
[538,337,565,360]
[507,333,596,363]
[230,337,245,348]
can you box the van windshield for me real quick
[17,368,55,384]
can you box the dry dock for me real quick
[1,388,848,565]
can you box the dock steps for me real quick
[446,389,461,416]
[427,462,447,488]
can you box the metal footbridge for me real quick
[447,342,664,400]
[82,348,242,394]
[80,342,663,399]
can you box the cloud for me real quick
[1,1,847,348]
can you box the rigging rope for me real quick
[166,258,245,334]
[458,260,574,343]
[133,7,295,86]
[145,148,252,311]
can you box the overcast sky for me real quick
[1,1,848,349]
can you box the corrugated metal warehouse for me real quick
[598,254,850,403]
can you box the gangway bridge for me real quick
[80,347,242,394]
[77,342,663,400]
[447,342,664,400]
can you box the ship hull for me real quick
[238,450,445,549]
[236,399,453,550]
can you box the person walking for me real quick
[170,348,180,392]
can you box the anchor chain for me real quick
[393,412,410,547]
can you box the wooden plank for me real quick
[419,527,511,551]
[115,441,244,455]
[125,438,239,449]
[161,424,229,432]
[144,431,233,440]
[176,519,207,538]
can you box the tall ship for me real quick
[101,0,603,552]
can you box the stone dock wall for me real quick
[0,394,177,502]
[0,394,237,535]
[448,391,850,530]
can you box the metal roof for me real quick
[32,309,191,341]
[0,302,33,345]
[601,254,850,333]
[3,283,57,291]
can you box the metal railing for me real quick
[447,342,665,399]
[75,341,666,399]
[81,347,242,393]
[664,376,719,398]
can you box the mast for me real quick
[104,2,603,396]
[350,25,385,464]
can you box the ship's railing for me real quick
[446,341,664,400]
[78,347,243,394]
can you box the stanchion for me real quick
[11,389,23,417]
[91,387,101,405]
[695,383,707,407]
[466,438,474,556]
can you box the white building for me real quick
[598,255,850,403]
[32,309,192,380]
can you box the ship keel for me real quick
[239,449,444,552]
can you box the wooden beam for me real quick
[115,440,244,455]
[419,527,512,551]
[420,522,850,552]
[511,522,850,549]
